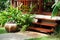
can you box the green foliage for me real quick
[0,5,22,26]
[0,5,34,32]
[16,13,34,25]
[51,6,59,17]
[51,2,60,36]
[0,27,7,34]
[19,14,34,32]
[20,25,29,32]
[44,0,52,3]
[51,1,60,17]
[16,12,34,32]
[26,38,41,40]
[26,37,59,40]
[0,0,9,11]
[17,5,35,32]
[53,25,60,38]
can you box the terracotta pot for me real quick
[4,23,19,32]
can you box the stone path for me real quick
[0,31,48,40]
[17,31,48,38]
[0,33,31,40]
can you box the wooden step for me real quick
[33,22,57,27]
[35,15,58,21]
[40,22,57,27]
[35,18,57,21]
[29,27,54,33]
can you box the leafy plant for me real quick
[19,14,34,32]
[0,0,9,11]
[15,4,35,32]
[0,5,22,26]
[0,5,34,32]
[19,5,35,32]
[51,1,60,37]
[51,1,60,17]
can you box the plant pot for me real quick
[4,23,19,33]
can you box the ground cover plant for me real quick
[25,36,60,40]
[0,27,7,34]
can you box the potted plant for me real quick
[0,5,22,32]
[0,4,35,32]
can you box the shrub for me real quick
[0,0,9,11]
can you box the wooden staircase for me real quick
[28,15,59,33]
[29,27,54,33]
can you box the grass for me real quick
[0,27,7,34]
[25,36,60,40]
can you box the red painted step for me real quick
[33,22,57,27]
[29,27,54,33]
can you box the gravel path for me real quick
[0,33,31,40]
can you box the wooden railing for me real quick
[11,0,43,14]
